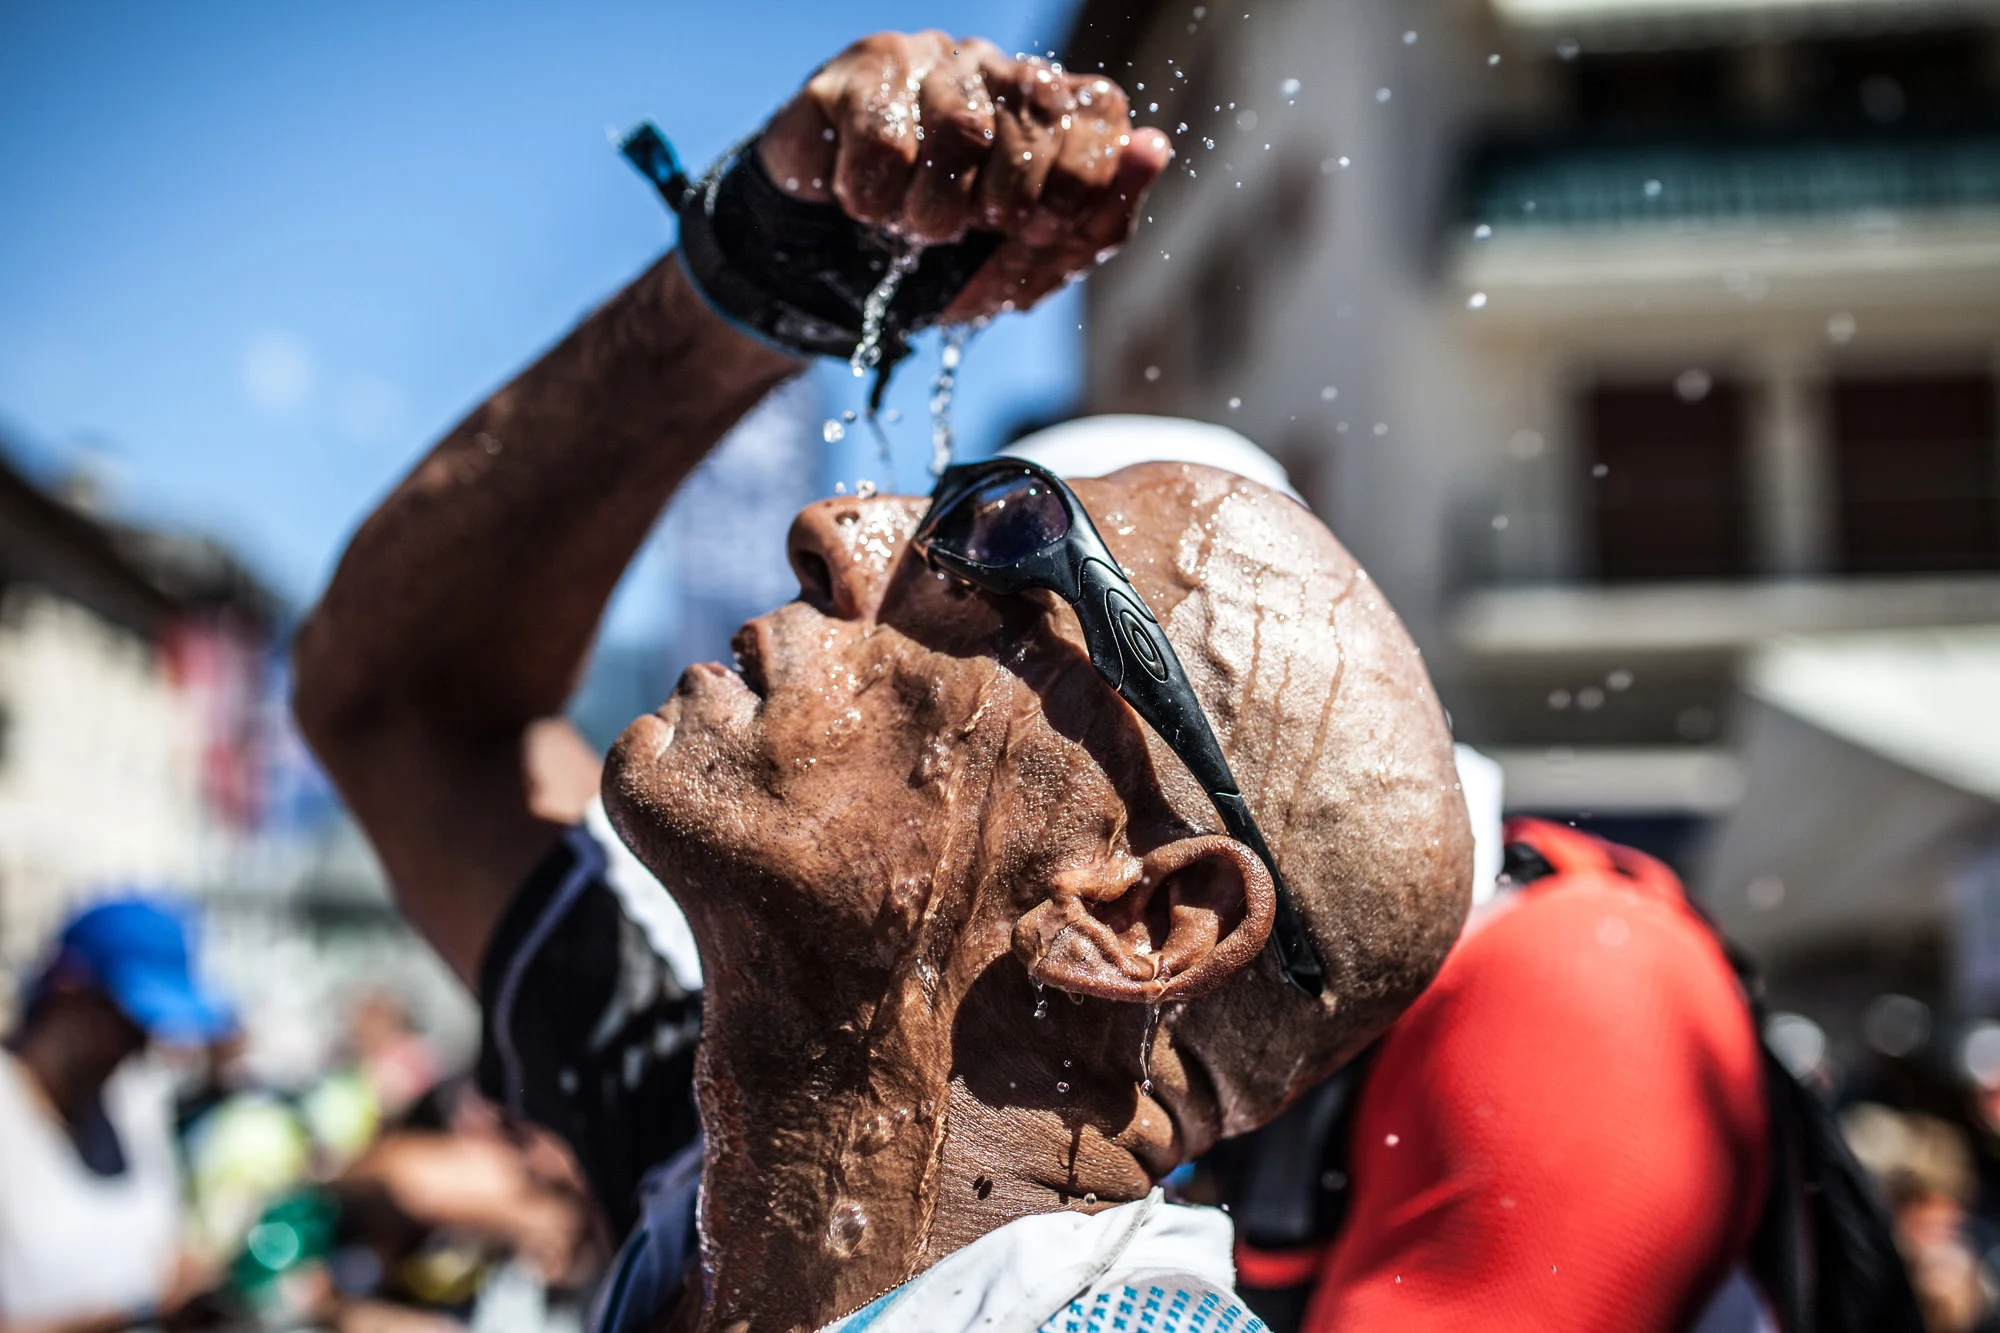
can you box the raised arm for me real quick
[292,258,796,983]
[292,30,1170,986]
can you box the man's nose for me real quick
[786,495,927,621]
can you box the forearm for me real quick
[293,252,797,979]
[297,253,797,736]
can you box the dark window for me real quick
[1584,380,1750,581]
[1792,31,1996,127]
[1572,49,1731,131]
[1831,373,1999,574]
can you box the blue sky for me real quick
[0,0,1085,610]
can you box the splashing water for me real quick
[929,328,969,475]
[850,243,923,380]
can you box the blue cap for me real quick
[44,897,236,1044]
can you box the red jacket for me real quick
[1241,819,1770,1332]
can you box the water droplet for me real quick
[854,478,878,499]
[1149,101,1159,112]
[1056,1081,1070,1093]
[1320,386,1337,401]
[827,1201,869,1255]
[1827,312,1857,344]
[1403,29,1418,44]
[1675,368,1712,402]
[1083,1192,1098,1206]
[1032,977,1047,1020]
[1556,38,1580,60]
[1385,1133,1400,1146]
[1607,669,1634,691]
[1467,291,1488,310]
[1643,178,1663,199]
[1375,87,1392,103]
[1474,223,1492,240]
[1144,365,1162,382]
[884,407,903,423]
[1227,396,1242,410]
[823,419,846,443]
[1488,53,1502,66]
[1373,422,1389,436]
[1279,77,1301,99]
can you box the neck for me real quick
[688,964,1160,1333]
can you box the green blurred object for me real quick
[231,1189,339,1298]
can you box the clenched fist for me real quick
[759,31,1173,321]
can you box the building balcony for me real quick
[1453,128,2000,316]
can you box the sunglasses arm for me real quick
[1073,560,1326,997]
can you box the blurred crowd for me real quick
[1,897,608,1333]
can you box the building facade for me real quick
[1067,0,2000,1034]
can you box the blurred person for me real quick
[294,28,1474,1333]
[0,897,235,1332]
[346,991,439,1123]
[1212,819,1922,1333]
[1845,1106,1998,1333]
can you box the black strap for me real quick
[620,123,1001,392]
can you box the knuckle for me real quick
[932,105,994,153]
[1074,75,1127,118]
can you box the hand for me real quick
[759,31,1172,321]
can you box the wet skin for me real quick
[606,465,1469,1331]
[293,30,1469,1333]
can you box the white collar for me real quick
[817,1190,1239,1333]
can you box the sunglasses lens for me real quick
[928,469,1071,566]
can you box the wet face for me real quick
[605,459,1468,1167]
[603,476,1188,997]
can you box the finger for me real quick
[825,35,921,226]
[1028,74,1129,246]
[759,94,838,201]
[1077,126,1173,250]
[902,39,996,243]
[941,126,1171,322]
[973,54,1071,232]
[942,239,1083,321]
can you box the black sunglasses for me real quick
[912,458,1324,998]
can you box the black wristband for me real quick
[620,123,1001,377]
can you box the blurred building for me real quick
[1066,0,2000,1029]
[0,441,470,1073]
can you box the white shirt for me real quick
[0,1050,182,1322]
[817,1190,1265,1333]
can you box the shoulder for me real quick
[1399,871,1751,1062]
[1351,865,1768,1190]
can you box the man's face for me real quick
[603,478,1174,981]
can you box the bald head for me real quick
[608,458,1468,1170]
[1076,462,1470,1131]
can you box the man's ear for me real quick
[1012,835,1275,1002]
